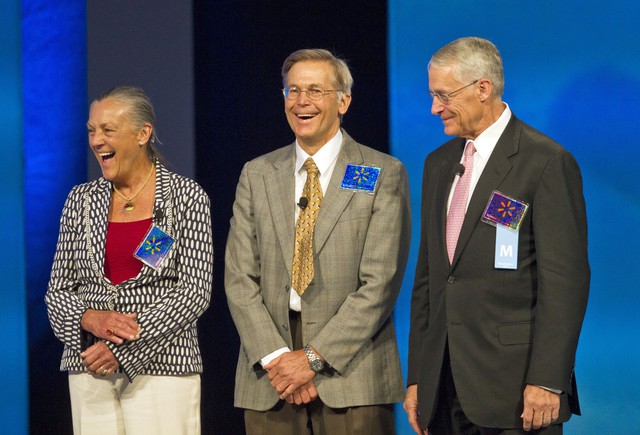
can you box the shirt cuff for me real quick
[538,385,562,394]
[260,347,290,368]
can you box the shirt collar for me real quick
[466,103,512,160]
[295,129,343,175]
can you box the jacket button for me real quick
[282,324,289,331]
[285,285,290,292]
[447,276,455,284]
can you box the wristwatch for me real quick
[303,345,324,373]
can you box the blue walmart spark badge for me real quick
[481,191,529,231]
[134,225,175,270]
[482,191,529,270]
[340,164,381,193]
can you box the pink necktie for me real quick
[446,141,476,264]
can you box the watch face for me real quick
[311,359,324,373]
[304,345,324,373]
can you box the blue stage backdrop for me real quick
[23,1,87,433]
[389,1,640,433]
[1,0,27,433]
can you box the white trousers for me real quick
[69,372,201,435]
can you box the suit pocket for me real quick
[498,321,533,345]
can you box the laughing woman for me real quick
[45,86,213,435]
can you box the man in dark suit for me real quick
[404,37,589,434]
[225,49,411,434]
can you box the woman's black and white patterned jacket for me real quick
[45,162,213,382]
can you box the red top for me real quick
[104,218,153,285]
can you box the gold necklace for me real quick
[112,164,155,214]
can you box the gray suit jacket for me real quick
[407,115,590,429]
[225,130,411,410]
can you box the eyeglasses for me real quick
[428,80,479,105]
[282,87,340,101]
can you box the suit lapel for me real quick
[264,146,296,279]
[85,177,111,279]
[451,117,521,268]
[137,161,171,279]
[314,132,359,256]
[153,162,171,231]
[267,132,365,270]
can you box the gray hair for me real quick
[93,86,163,162]
[281,49,354,99]
[430,37,504,98]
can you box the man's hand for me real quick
[80,341,119,376]
[264,350,315,401]
[286,380,319,405]
[404,384,428,434]
[521,384,560,431]
[81,309,141,344]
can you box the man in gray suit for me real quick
[404,37,589,434]
[225,49,411,434]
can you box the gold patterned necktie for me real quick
[292,158,323,295]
